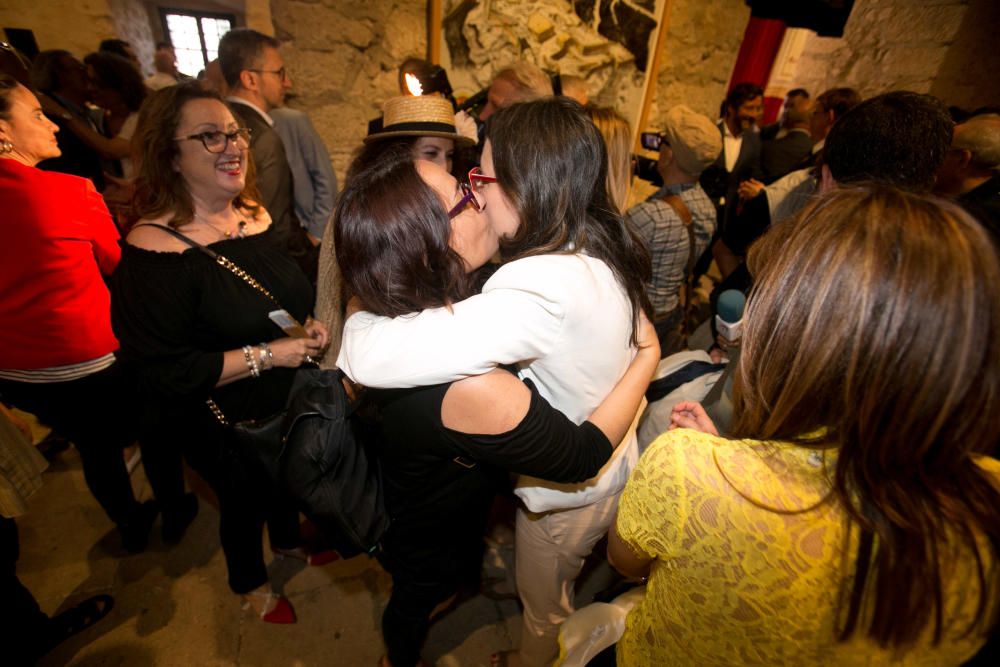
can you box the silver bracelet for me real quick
[258,342,274,371]
[242,345,260,378]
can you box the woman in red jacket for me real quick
[0,74,194,552]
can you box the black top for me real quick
[373,379,612,581]
[110,226,314,430]
[958,174,1000,250]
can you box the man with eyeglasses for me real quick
[219,28,317,281]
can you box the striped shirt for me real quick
[0,353,116,384]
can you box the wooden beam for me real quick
[634,0,675,151]
[428,0,443,64]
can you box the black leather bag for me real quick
[234,367,389,558]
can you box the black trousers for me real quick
[0,516,50,665]
[159,416,300,594]
[0,364,184,527]
[376,524,485,666]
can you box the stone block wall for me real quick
[109,0,156,75]
[789,0,994,108]
[273,0,428,181]
[0,0,118,59]
[648,0,749,128]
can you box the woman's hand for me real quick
[304,317,330,352]
[669,401,719,436]
[268,335,324,368]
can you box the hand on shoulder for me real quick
[442,369,531,435]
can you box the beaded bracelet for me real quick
[242,345,260,378]
[258,342,274,371]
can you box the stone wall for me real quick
[273,0,749,180]
[273,0,428,180]
[789,0,995,108]
[929,0,1000,110]
[0,0,117,58]
[109,0,156,75]
[649,0,749,127]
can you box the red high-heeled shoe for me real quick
[243,590,297,624]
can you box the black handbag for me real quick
[144,223,389,557]
[233,367,389,558]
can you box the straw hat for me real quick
[365,95,475,146]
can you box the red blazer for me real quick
[0,159,121,369]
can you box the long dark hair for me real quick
[486,97,652,343]
[735,185,1000,647]
[334,142,472,317]
[131,83,259,227]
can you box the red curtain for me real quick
[728,17,787,124]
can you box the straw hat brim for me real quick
[364,128,476,147]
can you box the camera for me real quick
[633,132,663,185]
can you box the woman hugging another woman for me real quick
[338,96,653,666]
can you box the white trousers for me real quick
[514,492,620,667]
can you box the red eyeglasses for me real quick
[447,167,498,219]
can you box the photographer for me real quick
[625,106,721,356]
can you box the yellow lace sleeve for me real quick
[616,429,699,560]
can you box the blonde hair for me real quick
[586,106,632,213]
[493,62,552,103]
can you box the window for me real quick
[160,9,234,76]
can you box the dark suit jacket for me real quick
[699,121,762,233]
[229,100,317,280]
[761,129,814,184]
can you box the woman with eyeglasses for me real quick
[338,97,653,666]
[110,84,330,623]
[335,141,658,667]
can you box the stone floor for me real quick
[19,446,616,666]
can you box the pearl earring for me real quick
[0,140,13,154]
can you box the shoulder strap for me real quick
[659,194,696,275]
[138,222,282,309]
[139,222,219,259]
[660,194,699,333]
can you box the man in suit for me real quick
[696,82,763,281]
[699,82,764,238]
[935,114,1000,247]
[270,106,337,246]
[759,88,810,141]
[760,89,813,183]
[218,28,317,280]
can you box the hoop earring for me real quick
[0,140,12,154]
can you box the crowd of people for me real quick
[2,24,1000,667]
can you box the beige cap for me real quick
[661,105,722,176]
[365,95,475,147]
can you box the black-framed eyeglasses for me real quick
[174,127,252,153]
[247,67,287,81]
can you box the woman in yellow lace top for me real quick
[609,186,1000,665]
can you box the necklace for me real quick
[193,207,248,240]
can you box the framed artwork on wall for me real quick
[429,0,673,142]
